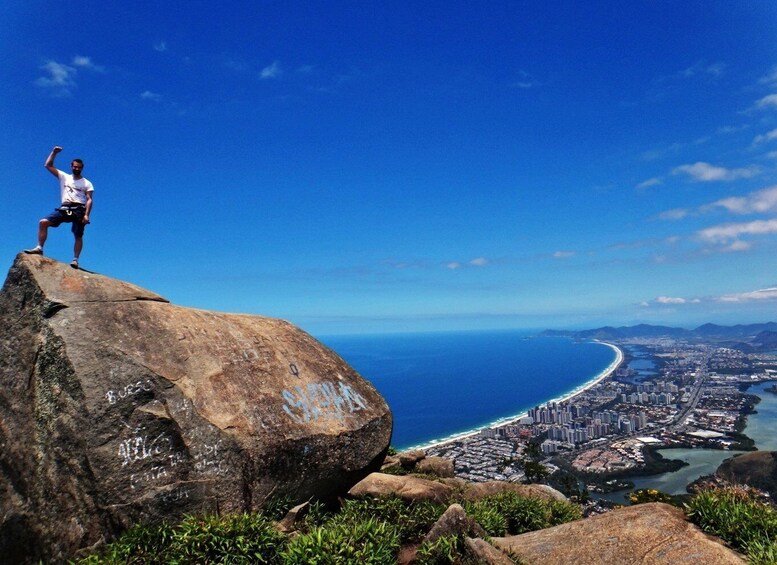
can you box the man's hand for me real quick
[45,146,62,177]
[82,214,90,225]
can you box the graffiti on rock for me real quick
[282,381,368,424]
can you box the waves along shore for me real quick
[414,341,624,451]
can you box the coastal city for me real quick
[424,337,777,491]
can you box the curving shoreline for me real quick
[415,341,625,451]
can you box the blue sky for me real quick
[3,1,777,336]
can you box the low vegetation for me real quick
[685,486,777,565]
[73,483,777,564]
[73,490,579,564]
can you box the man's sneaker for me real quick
[70,259,79,269]
[23,246,43,255]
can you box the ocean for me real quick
[320,330,617,450]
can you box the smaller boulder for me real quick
[277,501,311,534]
[423,504,486,545]
[416,456,455,478]
[381,454,402,472]
[462,480,566,503]
[399,449,426,468]
[348,472,452,504]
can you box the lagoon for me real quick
[596,381,777,502]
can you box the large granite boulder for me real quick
[0,254,392,562]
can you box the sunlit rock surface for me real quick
[0,254,392,562]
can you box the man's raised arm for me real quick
[44,146,63,177]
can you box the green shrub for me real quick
[415,535,461,565]
[75,513,285,565]
[463,492,581,536]
[165,513,286,564]
[334,495,445,543]
[300,499,333,531]
[686,488,777,565]
[74,521,175,565]
[261,493,295,521]
[282,517,400,564]
[466,503,507,537]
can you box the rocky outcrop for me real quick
[0,254,392,562]
[492,502,746,564]
[716,451,777,497]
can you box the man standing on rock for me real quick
[24,146,94,269]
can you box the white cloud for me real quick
[636,177,663,190]
[35,55,104,96]
[681,61,726,79]
[512,70,539,89]
[673,162,760,182]
[721,240,752,252]
[153,41,167,52]
[716,287,777,303]
[71,55,104,72]
[754,128,777,145]
[697,218,777,243]
[140,90,161,101]
[656,296,686,304]
[443,257,490,269]
[759,67,777,86]
[705,185,777,215]
[260,61,282,79]
[35,60,76,95]
[552,251,575,259]
[756,94,777,109]
[658,208,689,221]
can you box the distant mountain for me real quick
[694,322,777,339]
[752,331,777,350]
[540,322,777,349]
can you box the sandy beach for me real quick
[416,341,625,451]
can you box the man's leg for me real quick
[38,218,51,247]
[25,218,51,254]
[71,218,85,268]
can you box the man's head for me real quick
[71,159,84,178]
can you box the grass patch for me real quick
[76,513,286,564]
[463,492,582,537]
[685,487,777,564]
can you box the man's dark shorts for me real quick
[45,205,87,237]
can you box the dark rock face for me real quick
[0,254,392,562]
[716,451,777,497]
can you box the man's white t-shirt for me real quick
[58,170,94,205]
